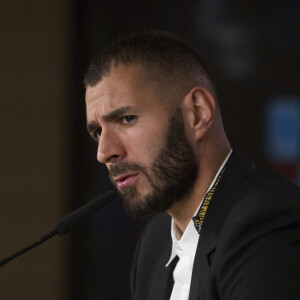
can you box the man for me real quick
[84,31,300,300]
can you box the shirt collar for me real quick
[166,217,199,266]
[166,149,233,266]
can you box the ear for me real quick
[181,87,216,141]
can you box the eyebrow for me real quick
[86,106,137,135]
[102,106,137,121]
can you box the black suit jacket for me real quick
[130,151,300,300]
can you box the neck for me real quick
[167,142,231,235]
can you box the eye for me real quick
[94,127,102,139]
[120,115,136,125]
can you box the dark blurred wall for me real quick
[1,1,298,299]
[0,1,73,299]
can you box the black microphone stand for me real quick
[0,230,57,267]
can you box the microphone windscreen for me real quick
[54,190,116,234]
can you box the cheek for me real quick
[125,124,167,164]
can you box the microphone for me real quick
[0,190,116,268]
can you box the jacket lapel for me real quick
[148,242,178,300]
[189,231,216,299]
[189,151,255,299]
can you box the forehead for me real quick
[85,64,166,119]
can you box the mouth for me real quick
[114,173,139,189]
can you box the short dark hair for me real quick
[84,30,217,106]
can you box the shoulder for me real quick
[220,167,300,254]
[215,169,300,298]
[232,167,300,218]
[239,167,300,202]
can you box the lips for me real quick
[114,173,138,189]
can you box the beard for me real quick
[109,108,198,218]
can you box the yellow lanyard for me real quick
[192,167,226,234]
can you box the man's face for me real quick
[85,64,197,217]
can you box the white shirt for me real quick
[166,149,232,300]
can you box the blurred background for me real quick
[0,0,299,299]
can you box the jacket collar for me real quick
[189,150,255,299]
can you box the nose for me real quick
[97,127,125,164]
